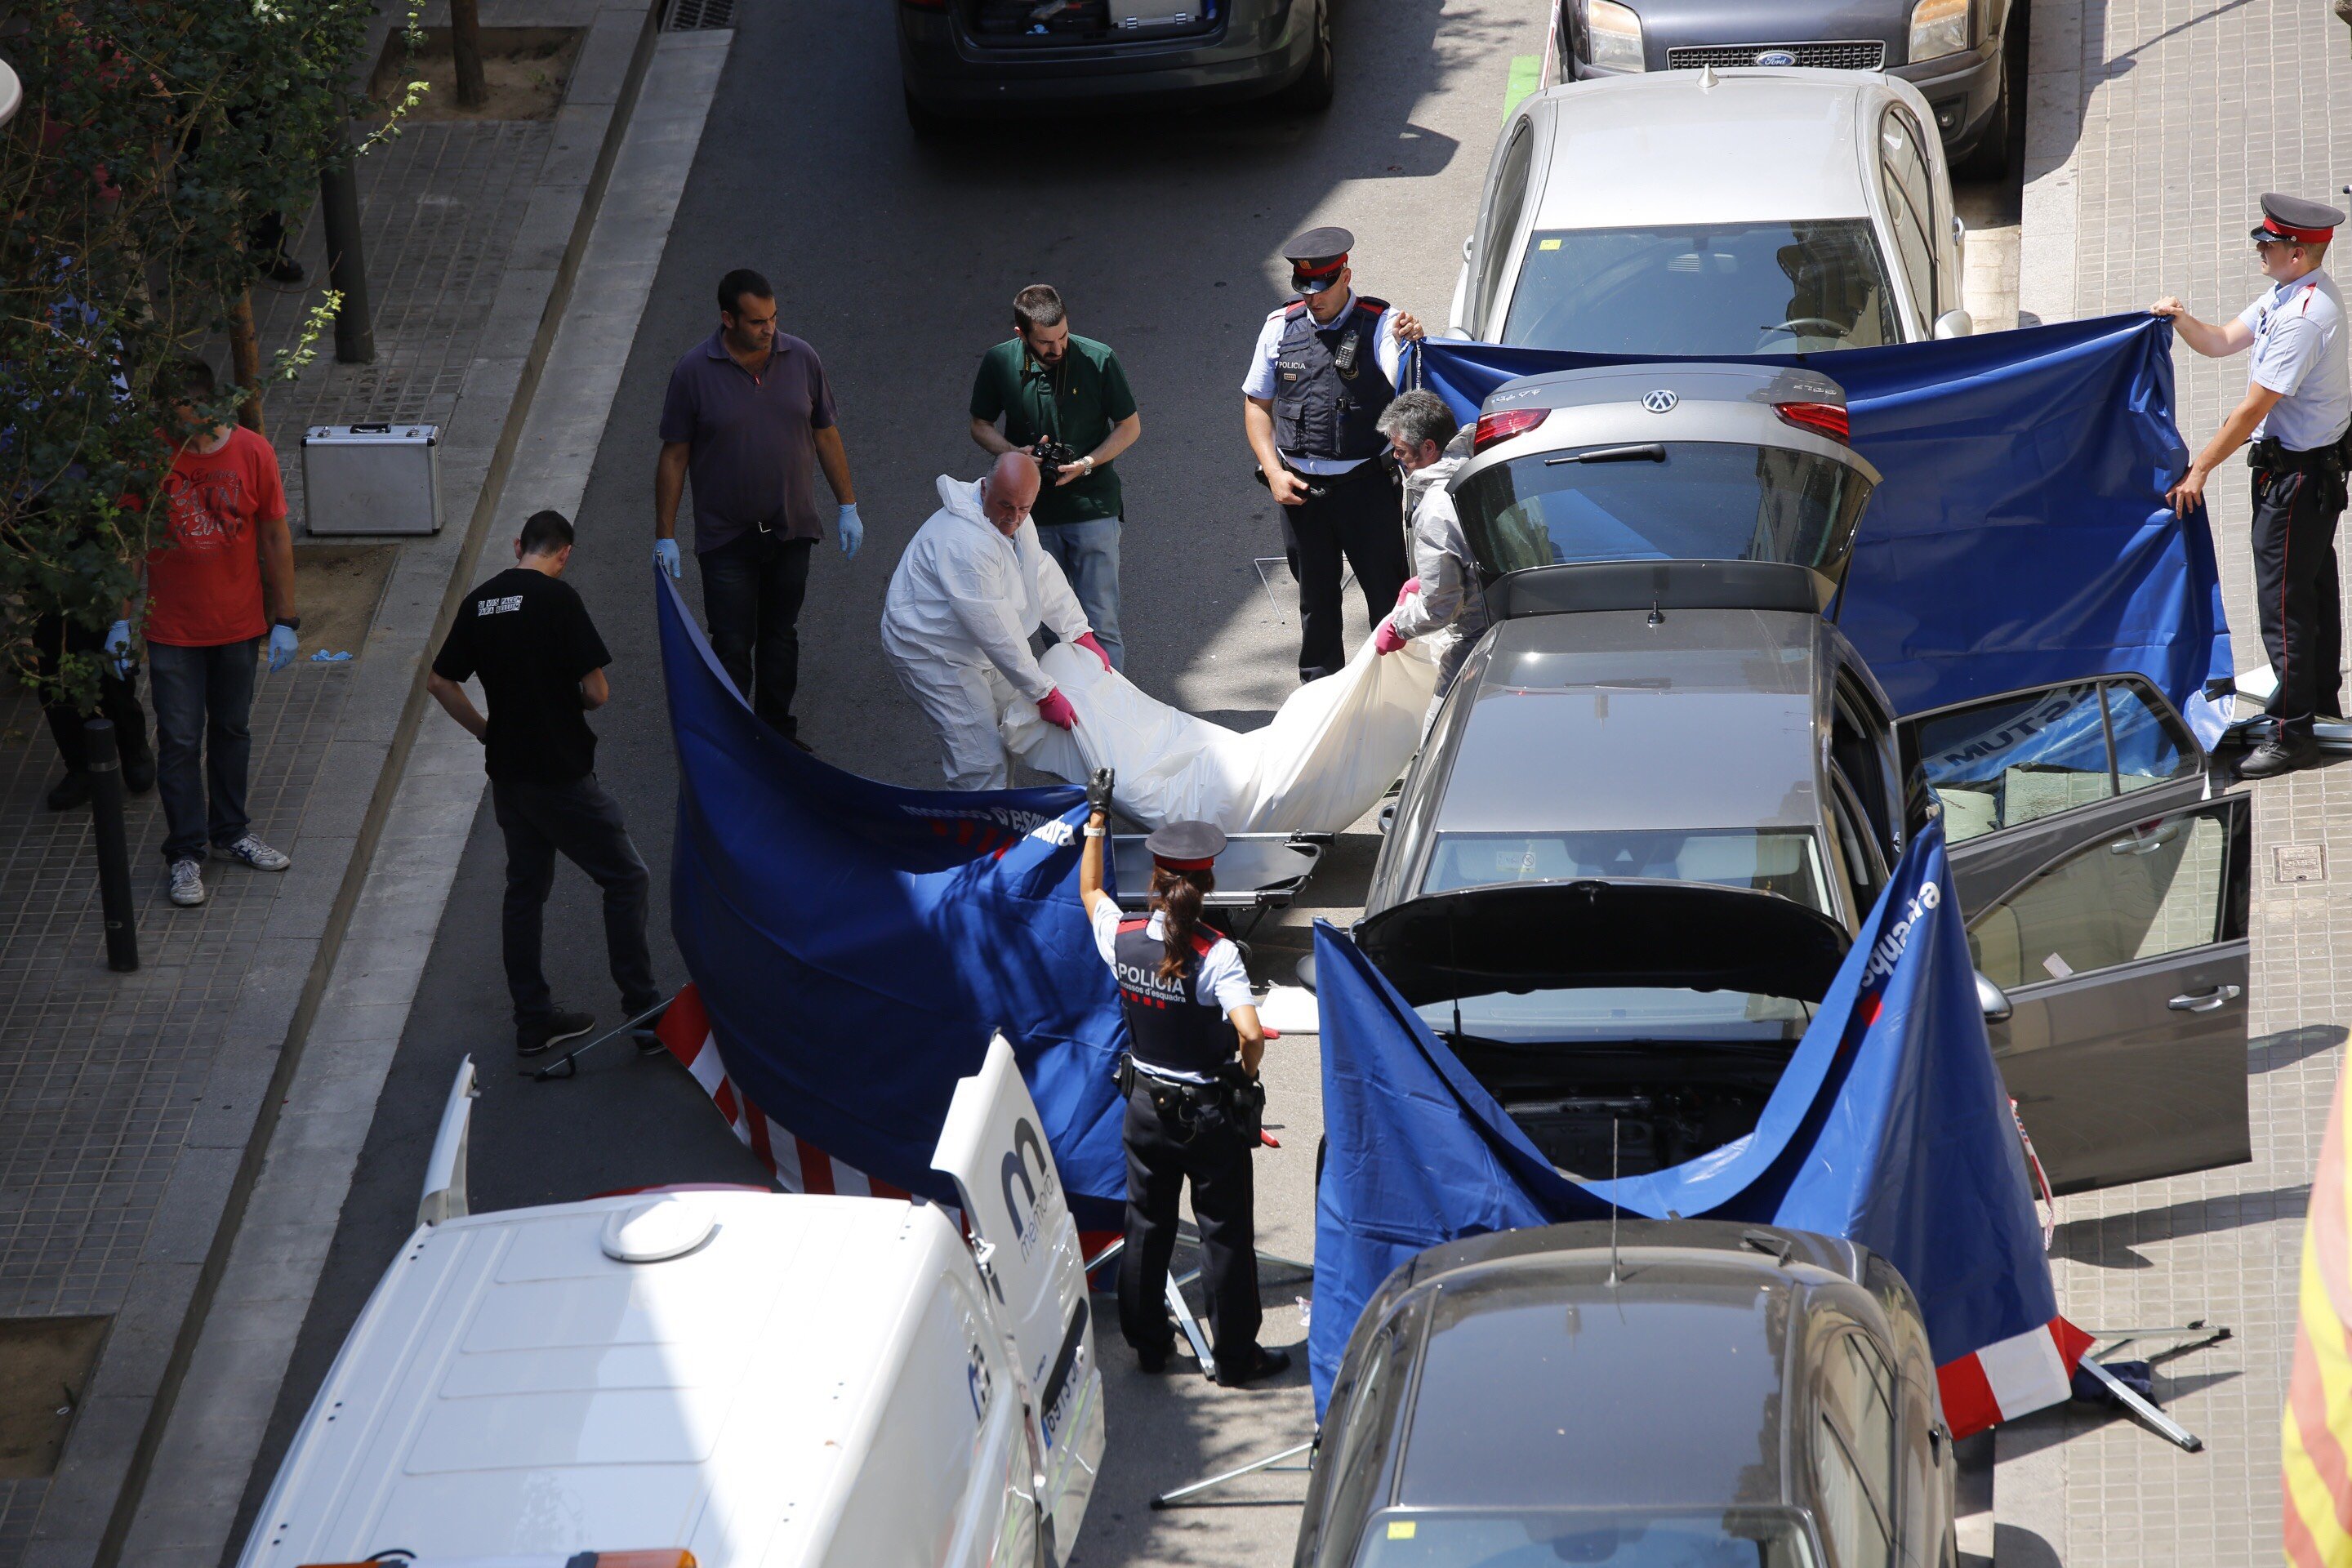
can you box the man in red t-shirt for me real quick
[143,357,302,907]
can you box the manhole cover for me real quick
[2275,844,2328,884]
[0,1316,109,1479]
[665,0,734,29]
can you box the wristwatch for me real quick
[1079,456,1095,475]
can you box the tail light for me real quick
[1472,407,1548,453]
[1773,401,1850,443]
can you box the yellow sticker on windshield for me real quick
[1388,1521,1418,1539]
[1539,238,1562,251]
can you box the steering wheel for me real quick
[1757,317,1850,345]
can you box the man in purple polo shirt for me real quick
[655,268,863,746]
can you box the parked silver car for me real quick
[1447,69,1971,354]
[1294,1219,1958,1568]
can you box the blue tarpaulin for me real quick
[1414,315,2233,743]
[1310,819,2062,1416]
[657,572,1132,1226]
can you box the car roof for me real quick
[242,1192,960,1566]
[1428,605,1827,836]
[1526,69,1883,230]
[1380,1221,1879,1511]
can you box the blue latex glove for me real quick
[654,537,682,578]
[103,619,132,679]
[837,503,864,560]
[267,623,299,673]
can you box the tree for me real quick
[0,0,396,710]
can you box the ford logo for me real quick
[1756,48,1797,65]
[1642,389,1679,413]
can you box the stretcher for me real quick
[1111,831,1330,938]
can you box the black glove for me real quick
[1087,767,1116,817]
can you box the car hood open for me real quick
[1354,879,1851,1007]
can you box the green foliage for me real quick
[0,0,390,710]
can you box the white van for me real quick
[238,1036,1105,1568]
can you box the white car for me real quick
[237,1039,1104,1568]
[1449,68,1972,354]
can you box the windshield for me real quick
[1454,443,1872,580]
[1421,829,1830,914]
[1502,221,1900,354]
[1351,1508,1818,1568]
[1414,987,1815,1044]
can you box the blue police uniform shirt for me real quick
[1241,289,1409,475]
[2237,270,2352,451]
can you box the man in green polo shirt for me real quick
[970,284,1143,670]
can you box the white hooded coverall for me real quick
[1388,449,1489,721]
[881,473,1093,790]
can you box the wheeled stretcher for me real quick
[1111,832,1330,939]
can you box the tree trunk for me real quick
[229,291,265,436]
[451,0,488,109]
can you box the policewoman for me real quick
[1242,226,1423,683]
[2154,193,2352,777]
[1076,773,1289,1387]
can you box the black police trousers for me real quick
[1117,1080,1261,1361]
[1281,457,1408,682]
[2249,452,2348,733]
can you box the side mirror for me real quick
[1975,971,2013,1024]
[1934,309,1974,340]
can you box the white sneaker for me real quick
[216,834,291,872]
[169,858,207,906]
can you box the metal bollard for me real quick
[82,718,140,973]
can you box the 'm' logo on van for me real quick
[1000,1116,1055,1262]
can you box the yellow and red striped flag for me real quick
[2287,1053,2352,1566]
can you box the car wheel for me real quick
[1954,48,2011,180]
[1279,0,1334,112]
[903,87,947,140]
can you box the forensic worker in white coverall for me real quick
[882,450,1114,789]
[1370,390,1487,728]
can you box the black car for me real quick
[1555,0,2012,174]
[896,0,1331,129]
[1295,1219,1959,1568]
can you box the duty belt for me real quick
[2251,436,2345,474]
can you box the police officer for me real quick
[2154,193,2352,777]
[1076,773,1287,1386]
[1243,226,1424,683]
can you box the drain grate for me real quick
[665,0,734,29]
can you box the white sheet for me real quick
[1000,634,1440,833]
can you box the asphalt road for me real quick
[233,1,1545,1562]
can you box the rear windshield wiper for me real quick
[1545,443,1667,466]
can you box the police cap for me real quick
[1146,820,1227,873]
[1283,225,1355,295]
[2252,193,2345,245]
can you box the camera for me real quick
[1030,438,1080,472]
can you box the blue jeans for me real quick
[701,530,813,737]
[148,639,258,863]
[1038,516,1124,671]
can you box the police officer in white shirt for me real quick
[2154,192,2352,777]
[1242,227,1425,683]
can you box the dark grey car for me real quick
[1294,1219,1958,1568]
[1555,0,2013,173]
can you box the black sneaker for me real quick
[258,252,305,286]
[518,1009,595,1056]
[1135,1343,1170,1374]
[2239,729,2322,779]
[45,773,91,811]
[1216,1344,1292,1388]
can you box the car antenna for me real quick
[1607,1118,1622,1288]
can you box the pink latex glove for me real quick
[1073,631,1113,672]
[1373,620,1409,657]
[1395,577,1421,607]
[1036,688,1077,730]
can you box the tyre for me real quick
[1279,0,1334,112]
[903,87,947,139]
[1954,48,2011,180]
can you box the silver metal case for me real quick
[300,424,442,537]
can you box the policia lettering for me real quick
[1076,773,1289,1388]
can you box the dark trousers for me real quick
[1282,457,1408,680]
[702,531,814,737]
[148,639,257,862]
[34,614,149,776]
[2250,457,2348,733]
[490,774,660,1028]
[1116,1082,1261,1359]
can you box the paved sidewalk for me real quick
[0,2,674,1561]
[2002,0,2352,1561]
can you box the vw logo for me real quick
[1642,389,1679,413]
[1756,48,1797,65]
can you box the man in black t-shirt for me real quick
[427,510,663,1055]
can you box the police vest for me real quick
[1112,918,1239,1076]
[1271,296,1397,462]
